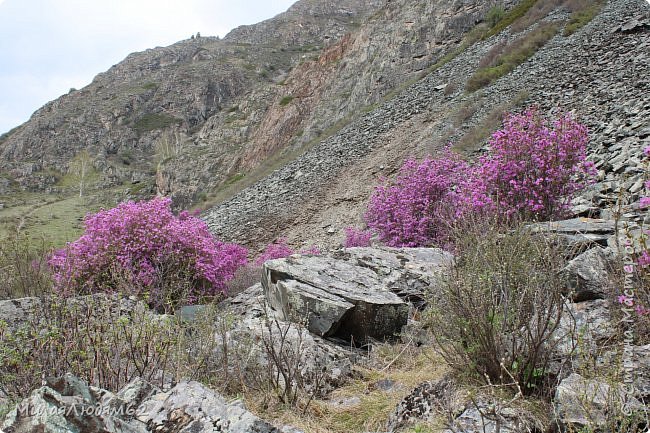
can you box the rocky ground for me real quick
[2,233,649,432]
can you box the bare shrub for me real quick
[227,265,262,297]
[0,235,53,300]
[428,216,570,396]
[0,294,180,398]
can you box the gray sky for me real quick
[0,0,296,134]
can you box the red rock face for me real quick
[241,34,355,169]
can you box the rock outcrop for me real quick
[2,374,279,433]
[204,0,649,251]
[263,254,407,341]
[261,247,452,342]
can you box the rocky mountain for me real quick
[0,0,500,210]
[0,0,648,252]
[204,0,650,251]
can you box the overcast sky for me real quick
[0,0,296,134]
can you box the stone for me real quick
[442,403,543,433]
[387,375,465,431]
[218,284,355,396]
[262,254,409,342]
[554,373,613,429]
[137,381,279,433]
[562,247,613,301]
[0,297,42,330]
[527,218,616,251]
[2,375,147,433]
[2,375,280,433]
[553,299,616,365]
[332,247,453,309]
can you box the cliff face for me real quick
[0,0,501,208]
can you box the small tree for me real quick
[68,149,95,198]
[48,197,247,311]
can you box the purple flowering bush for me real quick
[254,238,321,266]
[48,197,247,309]
[343,226,373,248]
[254,238,294,266]
[365,148,470,247]
[364,107,595,247]
[474,107,596,220]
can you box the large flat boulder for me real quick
[527,218,615,250]
[333,247,453,308]
[263,254,409,342]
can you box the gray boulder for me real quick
[219,284,354,396]
[137,381,278,433]
[0,297,42,330]
[553,299,615,365]
[262,254,409,342]
[562,247,613,301]
[387,376,465,431]
[387,376,543,433]
[527,218,615,250]
[332,247,453,309]
[2,374,279,433]
[442,403,543,433]
[554,373,614,430]
[2,373,147,433]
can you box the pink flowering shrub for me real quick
[299,245,322,256]
[254,238,320,266]
[254,238,294,266]
[475,107,596,220]
[343,227,373,247]
[48,197,247,309]
[364,148,471,247]
[364,108,595,247]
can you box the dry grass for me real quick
[247,343,448,433]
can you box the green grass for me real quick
[225,172,245,185]
[0,186,130,247]
[279,95,294,106]
[132,113,181,134]
[564,0,604,35]
[483,0,540,39]
[141,82,159,91]
[466,22,560,92]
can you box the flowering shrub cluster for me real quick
[49,197,247,309]
[343,227,373,248]
[473,108,596,220]
[254,238,321,266]
[365,149,470,247]
[365,107,595,247]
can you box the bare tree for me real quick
[68,149,94,198]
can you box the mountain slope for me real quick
[204,0,650,250]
